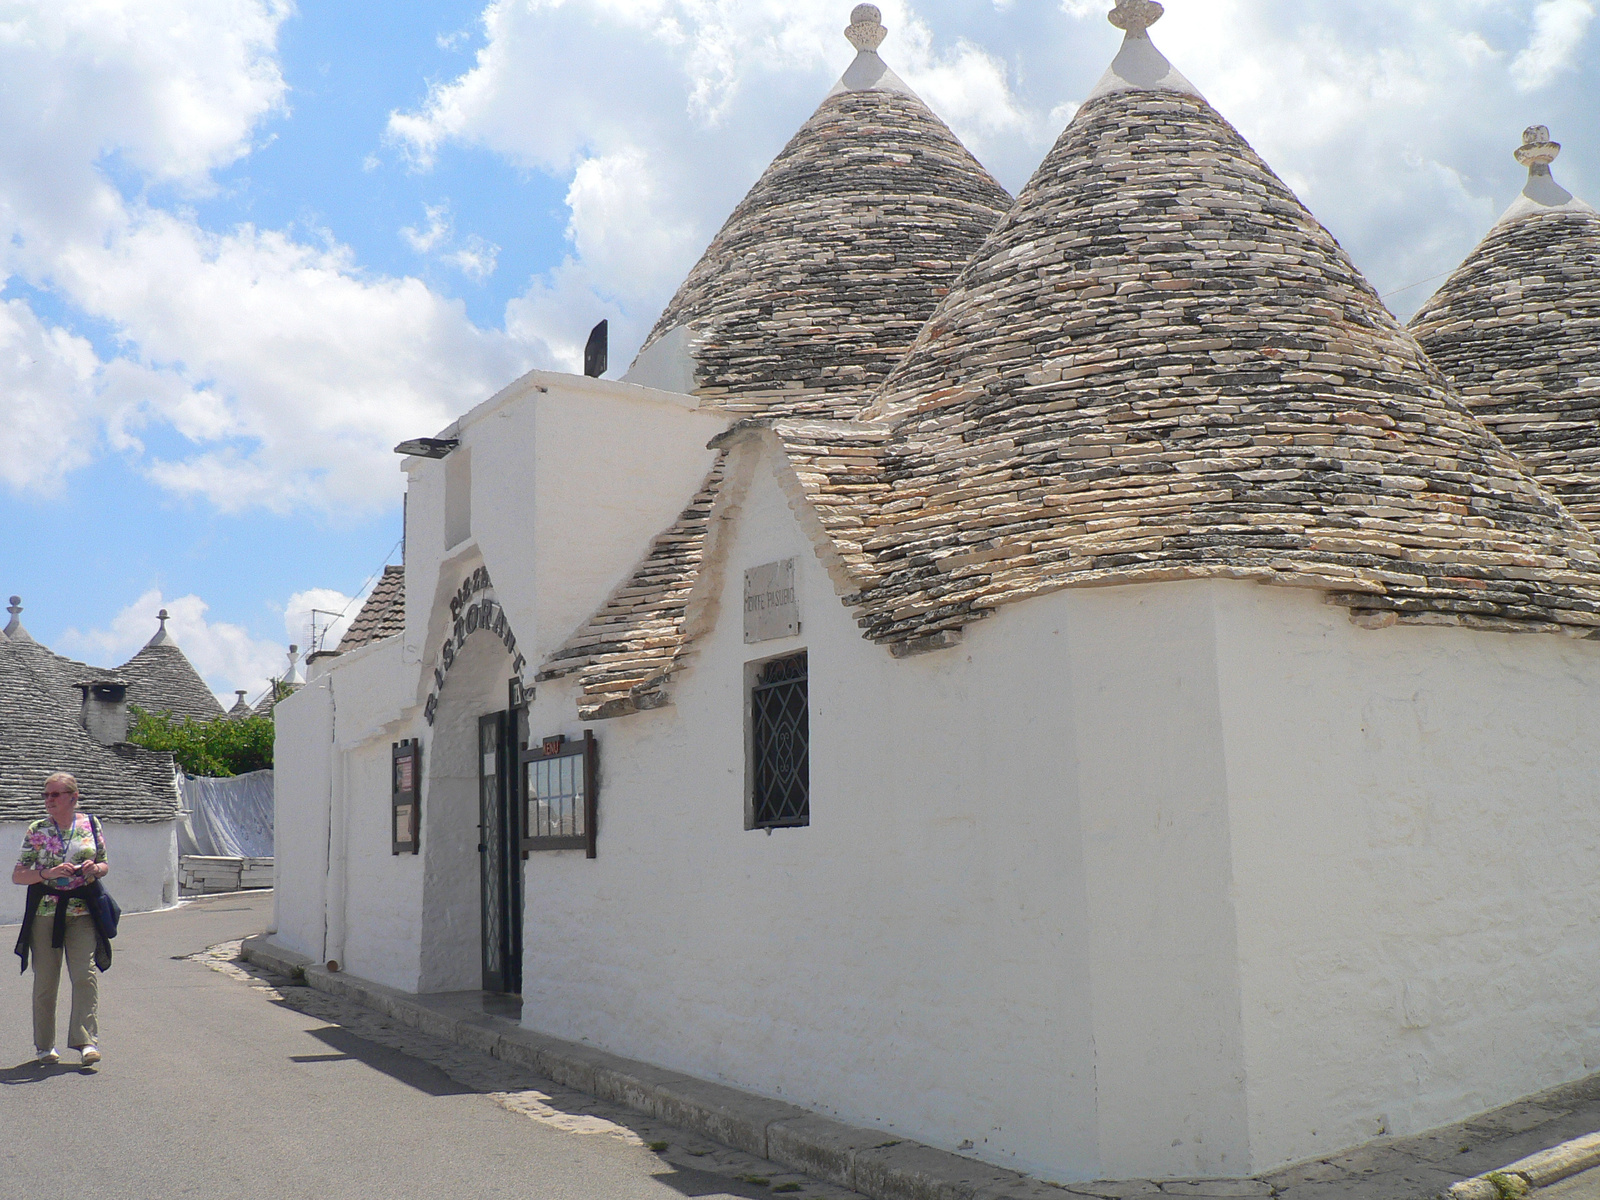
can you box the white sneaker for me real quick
[36,1048,59,1064]
[78,1045,101,1066]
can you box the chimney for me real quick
[77,680,131,746]
[584,320,608,378]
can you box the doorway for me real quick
[478,710,523,994]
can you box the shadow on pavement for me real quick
[0,1059,95,1085]
[647,1164,790,1200]
[299,1023,475,1098]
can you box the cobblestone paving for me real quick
[194,941,864,1200]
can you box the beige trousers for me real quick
[30,913,99,1052]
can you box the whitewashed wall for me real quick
[275,369,720,991]
[520,446,1111,1179]
[1212,584,1600,1171]
[400,371,726,685]
[273,677,332,962]
[2,819,178,916]
[517,442,1600,1184]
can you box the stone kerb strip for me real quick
[1447,1132,1600,1198]
[241,935,1126,1200]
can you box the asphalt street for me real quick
[0,892,819,1200]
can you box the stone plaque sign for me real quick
[744,558,800,644]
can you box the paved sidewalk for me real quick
[203,940,865,1200]
[6,893,818,1200]
[237,935,1600,1200]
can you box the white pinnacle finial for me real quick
[1495,122,1594,223]
[1516,125,1561,169]
[1109,0,1164,35]
[846,4,887,52]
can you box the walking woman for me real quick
[12,772,110,1065]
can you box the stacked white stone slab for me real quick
[180,855,273,894]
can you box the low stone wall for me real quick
[180,855,273,895]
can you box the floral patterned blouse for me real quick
[15,814,107,918]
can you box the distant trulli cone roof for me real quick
[624,4,1012,420]
[1411,127,1600,530]
[120,610,225,722]
[841,2,1600,648]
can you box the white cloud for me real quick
[1514,0,1596,90]
[445,236,501,281]
[282,587,361,657]
[0,299,102,492]
[402,202,502,281]
[0,0,534,516]
[45,212,530,514]
[53,582,370,707]
[56,589,289,707]
[402,203,454,253]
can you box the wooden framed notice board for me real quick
[392,739,421,855]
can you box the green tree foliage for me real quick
[127,706,275,778]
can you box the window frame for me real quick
[746,649,810,831]
[519,730,598,858]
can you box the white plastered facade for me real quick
[274,378,1600,1183]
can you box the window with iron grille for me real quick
[749,651,809,829]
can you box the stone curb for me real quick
[239,936,1073,1200]
[1447,1132,1600,1199]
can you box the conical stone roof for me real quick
[121,614,224,722]
[844,2,1600,648]
[1410,127,1600,530]
[623,5,1012,420]
[0,635,180,823]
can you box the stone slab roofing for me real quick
[0,636,180,824]
[4,598,221,722]
[538,460,728,719]
[337,564,406,652]
[825,10,1600,650]
[1411,129,1600,532]
[624,6,1011,420]
[120,641,224,722]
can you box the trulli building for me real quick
[271,3,1600,1184]
[1,601,219,911]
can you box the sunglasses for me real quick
[43,789,76,798]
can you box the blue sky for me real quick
[2,0,1596,700]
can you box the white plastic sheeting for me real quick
[178,770,274,858]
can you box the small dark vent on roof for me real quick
[584,320,609,379]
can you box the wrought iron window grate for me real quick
[751,651,809,828]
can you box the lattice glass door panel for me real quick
[478,712,507,993]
